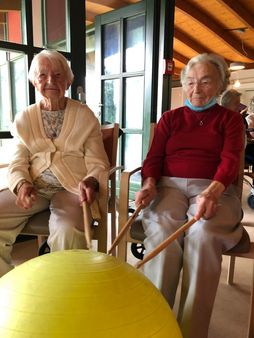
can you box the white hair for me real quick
[28,49,74,85]
[180,53,230,95]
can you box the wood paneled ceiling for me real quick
[86,0,254,78]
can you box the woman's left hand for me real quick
[79,177,98,205]
[195,191,219,220]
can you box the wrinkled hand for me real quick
[135,184,157,208]
[16,183,37,209]
[195,191,219,220]
[79,177,98,205]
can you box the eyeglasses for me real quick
[36,71,64,83]
[185,77,213,88]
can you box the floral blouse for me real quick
[33,109,65,194]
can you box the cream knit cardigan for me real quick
[8,98,109,195]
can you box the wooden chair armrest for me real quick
[118,167,142,230]
[109,165,124,176]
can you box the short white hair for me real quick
[180,53,230,95]
[28,49,74,85]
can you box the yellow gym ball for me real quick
[0,250,182,338]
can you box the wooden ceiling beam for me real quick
[86,0,130,10]
[86,10,96,23]
[174,28,210,55]
[173,51,189,65]
[175,0,254,60]
[245,63,254,70]
[173,67,182,75]
[216,0,254,31]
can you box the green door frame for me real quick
[95,0,160,166]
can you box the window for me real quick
[0,0,85,165]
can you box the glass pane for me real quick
[86,30,97,114]
[125,15,145,72]
[0,50,28,131]
[0,59,11,131]
[125,76,144,129]
[10,55,28,118]
[32,0,68,51]
[32,0,43,47]
[0,0,24,44]
[103,22,120,75]
[125,133,142,170]
[103,79,120,124]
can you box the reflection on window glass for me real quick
[103,79,120,123]
[32,0,43,47]
[125,133,142,172]
[103,22,120,75]
[0,51,28,131]
[125,15,145,72]
[86,29,97,114]
[0,59,11,130]
[45,0,67,50]
[125,76,144,129]
[32,0,68,51]
[0,0,24,44]
[10,56,28,117]
[0,51,28,163]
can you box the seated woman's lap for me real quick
[142,178,242,252]
[0,189,49,226]
[48,190,84,232]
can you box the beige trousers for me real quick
[0,189,86,277]
[141,177,243,338]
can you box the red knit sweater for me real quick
[141,104,244,188]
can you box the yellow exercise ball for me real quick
[0,250,182,338]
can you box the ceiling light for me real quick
[229,62,245,71]
[233,79,241,88]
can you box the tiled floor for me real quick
[11,176,254,338]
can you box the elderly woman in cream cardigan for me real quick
[0,50,109,277]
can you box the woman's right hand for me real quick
[16,182,37,209]
[135,177,157,208]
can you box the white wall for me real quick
[229,69,254,108]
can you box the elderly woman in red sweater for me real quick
[135,53,244,338]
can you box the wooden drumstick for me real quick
[135,217,197,269]
[82,201,92,249]
[108,204,143,255]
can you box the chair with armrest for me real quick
[117,123,156,261]
[101,123,123,251]
[0,123,120,254]
[116,124,254,338]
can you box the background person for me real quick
[220,88,248,146]
[0,49,109,277]
[220,88,242,112]
[245,96,254,138]
[135,53,244,338]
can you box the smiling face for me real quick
[33,58,70,100]
[185,62,221,107]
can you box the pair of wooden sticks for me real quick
[107,205,197,269]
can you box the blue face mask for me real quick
[185,97,217,112]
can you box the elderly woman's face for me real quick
[185,62,220,107]
[33,58,69,100]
